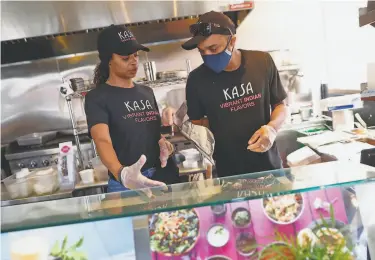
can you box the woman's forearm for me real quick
[95,139,123,180]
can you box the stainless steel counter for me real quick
[1,180,107,207]
[1,184,73,207]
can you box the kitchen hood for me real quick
[1,1,251,41]
[1,1,253,64]
[359,0,375,27]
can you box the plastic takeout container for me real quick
[3,169,33,199]
[90,157,109,182]
[33,167,59,196]
[3,167,59,199]
[179,148,201,161]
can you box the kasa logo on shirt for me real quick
[220,82,262,112]
[122,100,159,123]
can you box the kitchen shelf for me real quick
[1,161,375,233]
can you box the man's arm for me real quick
[267,101,288,132]
[248,53,288,152]
[267,52,288,132]
[91,124,123,180]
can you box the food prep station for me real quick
[1,131,208,206]
[1,0,375,259]
[2,161,375,260]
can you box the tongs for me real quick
[173,101,215,165]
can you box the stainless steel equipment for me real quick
[186,59,192,75]
[4,135,94,174]
[156,70,188,80]
[174,101,215,165]
[69,78,85,92]
[143,61,157,81]
[1,2,253,143]
[1,1,245,41]
[59,81,87,169]
[1,54,94,144]
[16,131,57,146]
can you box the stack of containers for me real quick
[3,167,60,199]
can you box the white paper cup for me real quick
[79,169,94,184]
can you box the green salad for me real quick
[149,209,199,255]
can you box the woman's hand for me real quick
[161,107,176,126]
[121,155,166,190]
[159,137,174,168]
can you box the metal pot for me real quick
[143,61,157,81]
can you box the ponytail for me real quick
[93,56,110,87]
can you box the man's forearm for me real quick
[95,140,123,180]
[267,103,288,132]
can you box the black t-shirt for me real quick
[186,50,287,177]
[84,83,179,184]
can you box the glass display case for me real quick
[2,161,375,260]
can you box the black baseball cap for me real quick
[97,24,149,58]
[182,11,236,50]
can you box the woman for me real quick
[85,25,180,192]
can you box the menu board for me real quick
[1,217,135,260]
[148,187,352,260]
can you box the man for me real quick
[164,11,288,177]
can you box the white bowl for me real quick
[207,224,230,248]
[262,194,305,225]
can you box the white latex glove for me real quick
[247,125,277,153]
[159,137,174,168]
[161,107,176,126]
[121,155,166,190]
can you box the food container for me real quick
[236,232,257,257]
[183,160,199,168]
[79,169,95,184]
[262,193,305,225]
[149,209,199,257]
[231,207,251,228]
[211,204,227,217]
[207,224,230,248]
[3,169,33,199]
[10,236,49,260]
[33,167,59,195]
[179,148,201,161]
[206,256,232,260]
[3,167,59,198]
[258,242,295,260]
[90,157,109,181]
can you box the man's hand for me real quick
[161,107,176,126]
[159,137,174,168]
[247,125,277,153]
[121,155,166,190]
